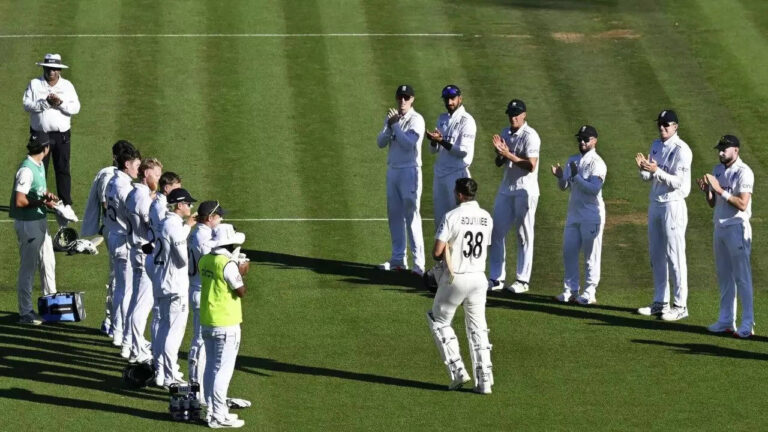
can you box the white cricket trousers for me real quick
[489,191,538,283]
[128,248,154,358]
[648,200,688,307]
[386,167,425,269]
[154,293,189,385]
[103,229,115,327]
[433,168,470,232]
[713,223,753,330]
[14,219,56,315]
[108,231,133,344]
[203,324,241,422]
[431,272,489,332]
[562,221,604,296]
[188,286,207,391]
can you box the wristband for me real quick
[721,191,732,201]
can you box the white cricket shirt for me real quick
[82,166,117,237]
[153,212,190,297]
[377,108,425,168]
[640,133,692,202]
[712,158,753,227]
[436,200,493,274]
[23,76,80,132]
[189,224,218,289]
[431,105,476,177]
[497,122,541,196]
[558,149,607,224]
[126,183,154,247]
[104,170,135,236]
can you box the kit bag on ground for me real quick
[38,292,86,322]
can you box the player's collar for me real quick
[26,155,44,167]
[662,133,679,146]
[459,200,479,208]
[511,122,529,136]
[449,105,466,117]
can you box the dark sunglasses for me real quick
[396,94,412,101]
[658,122,674,128]
[576,136,591,143]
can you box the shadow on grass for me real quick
[242,249,428,292]
[486,293,768,343]
[0,311,169,413]
[632,339,768,361]
[0,388,170,421]
[236,356,446,392]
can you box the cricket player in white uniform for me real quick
[376,84,426,274]
[488,99,540,294]
[697,135,755,338]
[152,187,196,386]
[551,125,607,305]
[125,158,162,362]
[104,147,142,347]
[146,171,181,375]
[427,178,494,394]
[426,85,476,231]
[635,110,692,321]
[81,140,137,335]
[10,132,58,325]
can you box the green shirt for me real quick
[200,253,243,327]
[9,157,47,221]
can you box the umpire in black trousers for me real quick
[23,53,81,207]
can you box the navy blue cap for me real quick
[396,84,414,97]
[441,85,461,99]
[167,188,197,205]
[715,134,740,149]
[575,125,598,139]
[506,99,526,116]
[657,109,678,124]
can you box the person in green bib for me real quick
[200,229,249,429]
[10,132,60,325]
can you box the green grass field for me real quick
[2,0,768,430]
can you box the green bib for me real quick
[9,158,47,221]
[200,254,242,327]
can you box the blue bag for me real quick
[38,292,86,322]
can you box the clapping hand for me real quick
[386,108,400,126]
[426,129,443,145]
[551,163,563,178]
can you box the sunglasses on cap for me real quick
[442,88,460,99]
[396,94,412,101]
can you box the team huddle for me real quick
[376,84,755,393]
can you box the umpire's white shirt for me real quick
[436,201,493,274]
[104,170,135,236]
[154,213,190,297]
[126,183,153,247]
[377,108,425,168]
[432,106,476,177]
[713,158,753,227]
[498,122,541,196]
[23,76,80,132]
[558,149,607,224]
[642,133,692,202]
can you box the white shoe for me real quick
[707,321,734,334]
[637,302,669,316]
[506,281,529,294]
[576,293,597,305]
[412,267,424,277]
[377,261,407,271]
[19,313,43,325]
[53,202,79,223]
[206,413,239,423]
[661,305,688,321]
[734,325,755,339]
[487,279,504,292]
[120,345,131,359]
[555,291,576,303]
[209,417,245,428]
[449,369,471,390]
